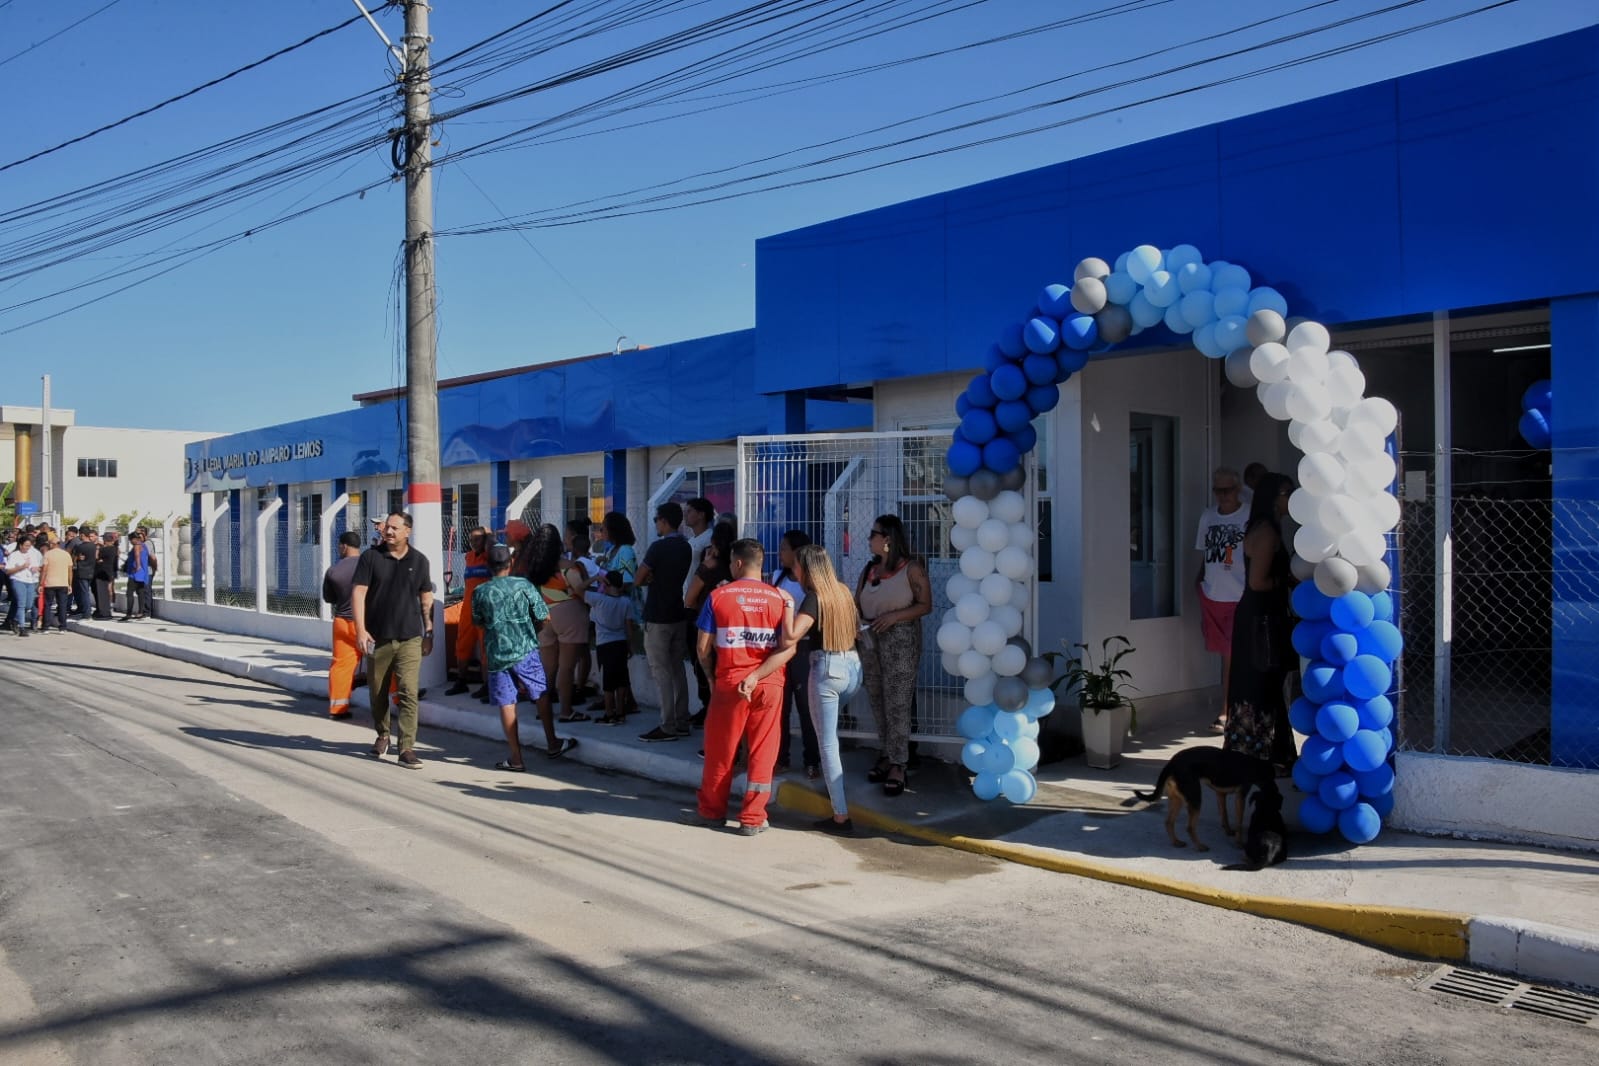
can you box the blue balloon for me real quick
[982,738,1016,775]
[990,363,1028,402]
[1299,795,1337,834]
[1356,620,1403,661]
[1378,726,1394,751]
[1521,378,1552,413]
[998,321,1027,358]
[1316,701,1360,743]
[955,393,972,418]
[1025,383,1060,415]
[1370,591,1394,623]
[1288,697,1318,736]
[1343,654,1393,701]
[973,771,1002,800]
[1519,409,1552,449]
[1320,631,1360,666]
[1038,283,1072,318]
[994,399,1032,433]
[1343,729,1390,773]
[1023,687,1057,719]
[1319,771,1359,811]
[1292,582,1334,621]
[1000,769,1038,804]
[992,710,1029,741]
[1056,347,1091,374]
[961,739,989,773]
[1008,736,1041,771]
[1355,694,1394,731]
[1292,619,1335,659]
[957,703,998,740]
[947,439,982,477]
[1330,591,1375,632]
[1291,757,1324,795]
[1022,353,1058,386]
[1303,661,1346,703]
[1011,423,1038,455]
[982,436,1021,474]
[1024,317,1061,355]
[961,408,998,445]
[967,373,998,409]
[1338,802,1382,844]
[1299,735,1343,776]
[1353,761,1395,798]
[1367,790,1396,818]
[983,343,1009,373]
[1060,313,1098,350]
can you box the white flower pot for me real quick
[1080,704,1132,769]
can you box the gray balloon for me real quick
[1289,553,1316,583]
[1071,277,1107,315]
[969,468,1002,500]
[1246,309,1286,347]
[1006,635,1033,657]
[993,675,1029,712]
[1313,557,1359,598]
[1021,656,1055,690]
[1356,559,1392,595]
[1095,304,1132,345]
[998,465,1026,491]
[1224,348,1258,389]
[1074,256,1111,282]
[944,474,970,501]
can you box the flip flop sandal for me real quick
[556,711,592,723]
[494,761,526,772]
[547,737,579,760]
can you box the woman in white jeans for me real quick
[781,544,862,835]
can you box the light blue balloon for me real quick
[1023,687,1057,719]
[982,738,1016,775]
[992,710,1029,742]
[1144,269,1180,308]
[1212,286,1250,318]
[1015,718,1041,740]
[1214,314,1248,354]
[1166,243,1203,272]
[1104,270,1137,306]
[1164,302,1195,335]
[1212,262,1252,292]
[1180,289,1216,328]
[956,703,998,740]
[1129,290,1163,328]
[1177,261,1212,294]
[1247,286,1289,316]
[999,769,1038,804]
[1371,591,1395,623]
[961,739,989,773]
[1113,250,1130,273]
[973,771,1002,800]
[1193,322,1222,358]
[1009,735,1041,769]
[1125,245,1163,284]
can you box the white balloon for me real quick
[1287,420,1306,449]
[1286,346,1330,384]
[1318,494,1365,537]
[993,644,1028,678]
[1295,522,1340,563]
[1338,529,1387,567]
[979,571,1013,607]
[995,545,1033,581]
[1249,342,1291,384]
[1285,381,1332,423]
[941,651,963,677]
[950,523,978,552]
[1365,491,1402,533]
[971,620,1007,656]
[1009,579,1031,611]
[1287,487,1320,526]
[1260,381,1294,421]
[1299,419,1342,454]
[1337,423,1387,463]
[1298,452,1345,496]
[1313,557,1359,598]
[937,621,973,655]
[1007,522,1034,550]
[955,592,991,628]
[1347,396,1399,436]
[1356,558,1392,595]
[976,518,1010,553]
[959,546,996,580]
[1325,363,1366,408]
[1328,405,1352,429]
[964,673,997,706]
[1347,453,1397,496]
[952,496,989,529]
[989,604,1024,638]
[1286,320,1331,356]
[990,490,1027,524]
[957,649,992,680]
[946,573,979,604]
[1326,349,1358,372]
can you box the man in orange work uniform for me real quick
[321,530,365,719]
[688,538,796,836]
[448,527,492,697]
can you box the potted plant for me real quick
[1050,636,1137,769]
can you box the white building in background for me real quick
[1,404,215,526]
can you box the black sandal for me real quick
[866,758,891,783]
[494,760,526,772]
[882,765,906,797]
[547,737,579,759]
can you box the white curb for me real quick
[1468,915,1599,991]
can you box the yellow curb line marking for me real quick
[777,780,1468,961]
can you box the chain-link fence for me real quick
[738,431,1028,743]
[1395,449,1595,765]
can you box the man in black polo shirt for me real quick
[635,501,693,742]
[70,530,98,618]
[352,511,435,769]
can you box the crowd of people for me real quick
[323,498,934,835]
[0,522,157,635]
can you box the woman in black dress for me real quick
[1223,472,1298,773]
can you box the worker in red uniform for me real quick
[448,526,493,697]
[689,538,796,836]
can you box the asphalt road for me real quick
[1,633,1592,1065]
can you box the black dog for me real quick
[1133,746,1277,852]
[1224,784,1289,871]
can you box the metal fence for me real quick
[1395,449,1596,764]
[738,431,1028,743]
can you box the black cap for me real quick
[488,544,513,567]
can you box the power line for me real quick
[0,0,125,71]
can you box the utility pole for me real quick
[400,0,445,685]
[41,374,53,516]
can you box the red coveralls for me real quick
[454,548,490,674]
[695,579,793,828]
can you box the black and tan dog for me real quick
[1224,785,1290,871]
[1133,746,1277,851]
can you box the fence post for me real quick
[504,478,543,534]
[1432,311,1453,754]
[160,511,179,603]
[255,495,284,615]
[318,493,350,622]
[201,495,229,607]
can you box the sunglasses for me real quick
[869,528,887,538]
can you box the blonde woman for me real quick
[781,544,862,834]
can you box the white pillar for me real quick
[255,496,284,615]
[160,512,179,603]
[1432,310,1453,754]
[201,495,229,607]
[318,493,351,622]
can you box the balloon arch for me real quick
[941,243,1402,845]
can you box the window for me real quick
[897,434,955,561]
[1130,412,1178,619]
[297,493,323,545]
[458,483,480,530]
[387,488,404,518]
[669,468,735,518]
[76,458,118,478]
[563,475,606,527]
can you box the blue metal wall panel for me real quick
[1552,294,1599,770]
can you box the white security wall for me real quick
[1393,750,1599,852]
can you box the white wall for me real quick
[873,373,965,431]
[1393,751,1599,852]
[60,426,216,525]
[155,596,328,647]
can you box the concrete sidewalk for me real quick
[63,614,1599,992]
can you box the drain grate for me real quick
[1420,966,1599,1027]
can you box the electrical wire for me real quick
[0,0,125,71]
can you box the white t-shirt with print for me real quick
[1195,506,1247,603]
[5,546,43,582]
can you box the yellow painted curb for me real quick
[777,780,1469,961]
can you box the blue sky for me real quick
[1,0,1592,433]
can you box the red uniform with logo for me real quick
[695,578,793,827]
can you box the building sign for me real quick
[186,439,323,480]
